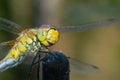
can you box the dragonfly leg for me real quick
[36,50,48,80]
[26,50,48,80]
[37,55,40,80]
[27,52,39,80]
[33,50,47,65]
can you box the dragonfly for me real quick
[0,17,116,77]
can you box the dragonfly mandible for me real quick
[0,17,116,74]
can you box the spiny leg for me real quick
[33,51,47,65]
[36,51,48,80]
[37,55,40,80]
[27,50,48,80]
[27,53,39,80]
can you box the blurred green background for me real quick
[0,0,120,80]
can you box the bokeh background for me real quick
[0,0,120,80]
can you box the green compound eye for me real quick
[37,27,49,46]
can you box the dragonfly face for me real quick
[0,17,116,74]
[37,25,59,47]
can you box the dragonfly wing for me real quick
[0,17,22,35]
[0,40,15,59]
[56,18,116,32]
[69,59,100,74]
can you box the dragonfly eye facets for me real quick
[46,28,59,45]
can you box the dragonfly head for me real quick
[37,25,59,47]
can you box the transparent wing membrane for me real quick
[0,17,22,35]
[24,56,100,74]
[69,59,99,74]
[56,18,116,32]
[0,41,14,59]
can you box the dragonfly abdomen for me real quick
[0,54,24,72]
